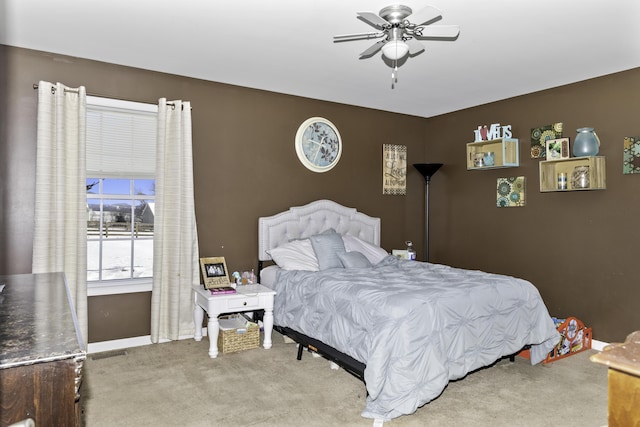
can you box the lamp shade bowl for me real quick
[381,40,410,60]
[414,163,443,181]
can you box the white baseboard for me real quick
[88,336,154,354]
[591,339,608,352]
[87,332,198,354]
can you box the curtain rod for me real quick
[32,83,187,108]
[33,83,79,94]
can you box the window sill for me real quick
[88,278,152,296]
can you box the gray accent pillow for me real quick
[337,251,372,268]
[309,229,346,270]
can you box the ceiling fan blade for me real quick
[414,25,460,39]
[407,5,442,26]
[359,41,385,59]
[334,31,385,42]
[357,11,390,29]
[406,39,425,56]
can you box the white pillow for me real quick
[342,234,389,265]
[267,239,319,271]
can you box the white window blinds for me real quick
[86,96,158,179]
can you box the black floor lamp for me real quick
[413,163,443,262]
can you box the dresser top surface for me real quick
[591,330,640,377]
[0,273,86,369]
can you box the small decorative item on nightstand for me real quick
[392,249,409,259]
[241,269,257,284]
[231,271,242,285]
[405,241,416,260]
[209,286,236,295]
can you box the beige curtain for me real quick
[151,98,200,342]
[32,81,88,344]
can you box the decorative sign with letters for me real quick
[382,144,407,195]
[473,123,513,142]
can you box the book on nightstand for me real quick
[209,286,236,295]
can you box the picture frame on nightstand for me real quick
[392,249,409,260]
[200,256,230,289]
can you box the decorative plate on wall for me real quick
[295,117,342,172]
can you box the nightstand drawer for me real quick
[227,296,259,310]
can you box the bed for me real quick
[258,199,560,422]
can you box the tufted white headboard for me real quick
[258,200,381,262]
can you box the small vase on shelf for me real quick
[572,165,590,189]
[572,127,600,157]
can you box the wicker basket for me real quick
[217,315,260,354]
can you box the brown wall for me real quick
[0,46,427,342]
[1,45,638,343]
[424,72,640,343]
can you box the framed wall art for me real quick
[623,136,640,174]
[382,144,407,195]
[200,256,230,289]
[530,123,563,159]
[546,138,570,160]
[497,176,526,208]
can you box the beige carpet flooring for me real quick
[82,331,608,427]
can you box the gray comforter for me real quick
[272,256,560,420]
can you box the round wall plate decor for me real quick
[295,117,342,172]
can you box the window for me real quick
[86,178,155,281]
[86,97,157,294]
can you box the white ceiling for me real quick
[2,0,639,118]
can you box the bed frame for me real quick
[257,199,380,381]
[257,200,516,386]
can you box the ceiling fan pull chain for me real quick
[391,64,399,89]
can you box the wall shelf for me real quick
[539,156,606,192]
[466,138,519,170]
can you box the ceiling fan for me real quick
[334,4,460,87]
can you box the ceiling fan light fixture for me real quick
[335,4,459,87]
[381,40,409,60]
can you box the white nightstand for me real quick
[192,284,276,358]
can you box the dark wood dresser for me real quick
[0,273,86,427]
